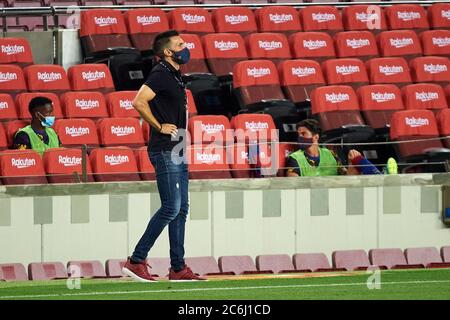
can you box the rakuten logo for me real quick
[0,72,17,82]
[111,126,136,137]
[58,155,82,167]
[75,99,100,110]
[1,45,25,55]
[65,126,90,137]
[312,13,336,23]
[346,38,370,49]
[355,12,379,23]
[225,15,249,25]
[442,10,450,19]
[196,152,221,163]
[182,14,206,24]
[185,42,195,50]
[389,38,414,49]
[303,40,327,50]
[432,37,450,47]
[405,117,429,128]
[94,16,118,27]
[11,158,35,169]
[82,71,106,82]
[291,66,316,77]
[424,63,448,74]
[105,154,129,166]
[214,40,239,51]
[245,121,269,131]
[258,41,283,50]
[397,11,421,21]
[325,93,350,103]
[379,65,403,76]
[415,91,439,102]
[201,123,225,135]
[136,15,161,26]
[269,14,293,24]
[247,67,271,78]
[371,92,396,103]
[119,99,133,110]
[37,72,62,82]
[0,101,9,110]
[335,65,360,75]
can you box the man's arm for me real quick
[132,85,178,137]
[285,156,301,177]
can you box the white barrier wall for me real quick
[0,174,449,267]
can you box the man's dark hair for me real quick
[153,30,180,58]
[28,96,53,114]
[296,119,321,136]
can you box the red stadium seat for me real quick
[188,115,232,145]
[377,30,422,61]
[43,147,94,183]
[230,113,278,143]
[105,91,139,118]
[89,146,140,182]
[255,254,295,273]
[67,260,107,278]
[342,5,387,33]
[437,108,450,148]
[79,9,131,57]
[232,60,285,106]
[227,143,251,179]
[60,91,109,119]
[366,57,412,88]
[277,142,296,177]
[23,64,70,95]
[168,8,215,35]
[134,146,155,181]
[187,144,231,179]
[390,109,446,161]
[293,253,345,272]
[186,89,197,117]
[442,246,450,262]
[332,250,371,271]
[385,4,429,32]
[428,3,450,30]
[104,259,127,278]
[409,56,450,86]
[311,85,373,142]
[184,256,231,276]
[334,31,379,61]
[124,8,169,52]
[420,30,450,57]
[404,247,450,268]
[321,58,369,89]
[97,117,145,148]
[289,32,336,63]
[3,120,27,147]
[299,6,343,35]
[0,94,18,121]
[0,37,33,67]
[54,118,100,148]
[146,257,170,278]
[358,84,404,131]
[0,64,27,97]
[0,263,28,281]
[279,59,325,104]
[245,32,291,66]
[15,92,63,120]
[202,33,248,77]
[218,255,268,275]
[179,33,210,74]
[67,64,115,93]
[369,248,420,269]
[28,262,68,280]
[0,149,47,185]
[402,83,448,113]
[255,6,302,35]
[212,7,257,36]
[0,124,7,150]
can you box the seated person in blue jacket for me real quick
[286,119,382,177]
[13,96,60,155]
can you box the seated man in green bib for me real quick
[13,96,60,155]
[286,119,382,177]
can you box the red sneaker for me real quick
[122,257,157,282]
[169,265,207,281]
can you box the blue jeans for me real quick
[131,151,189,272]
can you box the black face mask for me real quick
[170,47,190,65]
[298,136,314,150]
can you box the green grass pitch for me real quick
[1,268,449,300]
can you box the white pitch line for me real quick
[0,279,450,300]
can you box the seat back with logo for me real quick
[322,58,369,90]
[68,64,115,93]
[0,94,18,121]
[255,6,302,36]
[60,91,109,119]
[89,146,140,182]
[230,113,277,143]
[0,37,33,67]
[428,3,450,30]
[334,31,379,61]
[106,91,139,118]
[188,115,232,146]
[410,56,450,86]
[212,7,257,36]
[97,117,145,148]
[420,30,450,56]
[0,149,47,185]
[54,118,100,148]
[402,83,448,114]
[169,8,215,36]
[342,5,387,33]
[15,92,63,120]
[385,4,429,32]
[245,32,291,66]
[24,64,70,95]
[187,144,231,179]
[179,33,210,74]
[377,30,423,61]
[0,64,27,97]
[437,108,450,148]
[43,147,94,183]
[366,57,412,88]
[289,32,335,63]
[300,6,343,35]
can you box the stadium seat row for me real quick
[2,246,449,281]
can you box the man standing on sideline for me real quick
[122,30,205,282]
